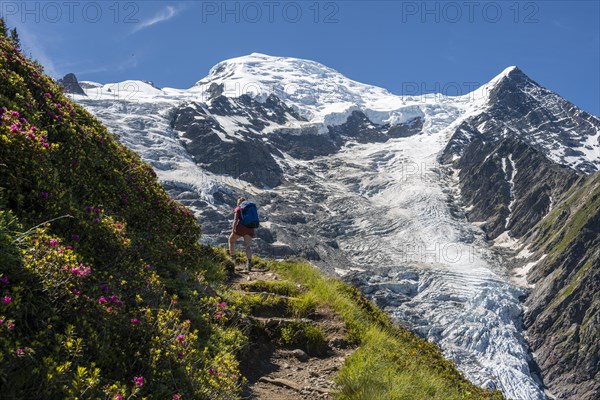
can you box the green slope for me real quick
[0,31,242,399]
[523,172,600,398]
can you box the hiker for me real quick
[229,197,259,271]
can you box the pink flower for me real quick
[2,296,11,305]
[176,334,185,342]
[72,289,81,295]
[217,301,227,308]
[16,348,24,356]
[133,376,144,387]
[43,143,49,148]
[70,264,91,277]
[49,239,58,247]
[130,318,140,325]
[208,368,215,375]
[173,395,181,400]
[97,296,107,304]
[113,394,123,400]
[7,322,15,330]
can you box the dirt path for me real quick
[228,266,355,400]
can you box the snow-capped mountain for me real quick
[70,53,600,400]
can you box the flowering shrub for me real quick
[0,34,242,399]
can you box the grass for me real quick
[226,290,290,316]
[289,291,318,318]
[264,259,504,400]
[279,321,328,355]
[533,174,600,263]
[548,258,594,310]
[337,327,484,400]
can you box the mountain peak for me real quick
[484,66,532,91]
[200,53,345,87]
[192,53,411,126]
[498,65,521,78]
[57,72,85,96]
[467,65,540,107]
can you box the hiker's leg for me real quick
[228,233,240,257]
[243,235,253,262]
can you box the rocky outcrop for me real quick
[454,135,578,239]
[485,68,600,174]
[521,172,600,400]
[57,73,85,95]
[443,67,600,174]
[170,99,286,188]
[171,96,423,187]
[328,111,422,145]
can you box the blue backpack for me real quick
[239,201,260,228]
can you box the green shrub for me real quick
[0,35,242,399]
[279,321,327,355]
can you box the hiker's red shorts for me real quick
[234,224,255,238]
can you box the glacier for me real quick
[70,54,600,400]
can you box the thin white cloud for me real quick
[132,5,179,33]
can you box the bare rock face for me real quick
[521,172,600,400]
[454,135,578,240]
[442,67,600,174]
[170,97,287,188]
[57,73,85,96]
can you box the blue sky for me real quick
[4,1,599,115]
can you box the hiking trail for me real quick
[228,265,356,399]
